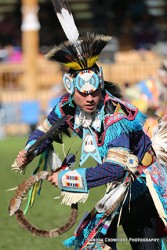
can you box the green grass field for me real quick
[0,135,141,250]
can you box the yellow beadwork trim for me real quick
[64,55,99,70]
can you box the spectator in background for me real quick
[0,13,18,46]
[155,61,167,117]
[5,45,22,63]
[0,45,8,62]
[132,12,161,50]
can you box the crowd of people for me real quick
[0,0,167,50]
[123,60,167,137]
[0,45,22,63]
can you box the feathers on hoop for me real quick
[46,33,112,70]
[24,148,62,214]
[151,115,167,166]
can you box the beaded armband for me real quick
[105,147,139,175]
[58,168,89,206]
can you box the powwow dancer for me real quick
[11,0,167,249]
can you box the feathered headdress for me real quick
[46,0,111,71]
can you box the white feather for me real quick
[95,182,128,213]
[57,8,79,44]
[151,119,167,166]
[47,149,62,171]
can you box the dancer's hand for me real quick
[48,172,59,187]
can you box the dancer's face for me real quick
[73,88,102,113]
